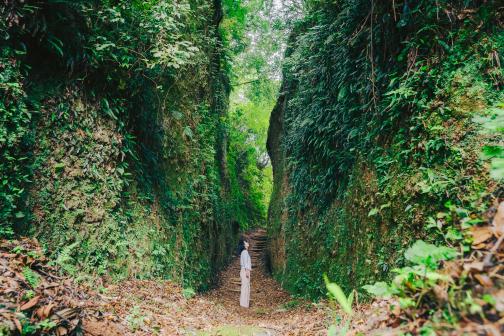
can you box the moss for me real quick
[266,1,502,299]
[0,0,263,290]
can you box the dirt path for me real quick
[84,229,331,335]
[202,229,330,335]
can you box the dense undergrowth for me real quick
[0,0,269,289]
[267,0,503,299]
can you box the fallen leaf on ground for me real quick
[492,202,504,237]
[471,226,493,245]
[20,296,41,310]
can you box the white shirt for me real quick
[240,250,251,270]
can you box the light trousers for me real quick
[240,268,250,308]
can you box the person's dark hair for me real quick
[237,237,247,255]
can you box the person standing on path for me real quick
[238,238,251,308]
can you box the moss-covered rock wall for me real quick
[1,0,256,289]
[267,0,503,298]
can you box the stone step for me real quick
[235,263,259,268]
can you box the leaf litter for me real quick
[4,200,502,335]
[1,231,332,335]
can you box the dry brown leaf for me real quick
[14,318,22,333]
[463,261,485,272]
[36,306,45,319]
[492,202,504,237]
[44,303,56,317]
[20,296,40,310]
[1,253,17,258]
[36,303,56,319]
[494,290,504,313]
[14,271,26,281]
[474,274,493,287]
[433,285,448,302]
[56,326,68,336]
[441,261,462,278]
[471,226,493,245]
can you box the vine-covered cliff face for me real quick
[1,0,262,289]
[267,0,503,298]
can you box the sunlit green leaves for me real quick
[182,287,196,299]
[367,208,379,217]
[324,274,353,315]
[0,48,33,237]
[364,239,455,305]
[89,0,200,72]
[490,158,504,180]
[474,103,504,181]
[404,240,457,267]
[362,281,396,298]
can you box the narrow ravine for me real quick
[1,1,503,335]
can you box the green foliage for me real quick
[474,103,504,180]
[324,275,354,336]
[281,299,302,310]
[22,267,41,289]
[0,0,268,290]
[87,0,200,73]
[362,197,497,330]
[226,110,269,228]
[12,313,58,336]
[324,275,353,316]
[182,287,196,299]
[362,281,395,298]
[267,0,502,299]
[22,290,35,300]
[223,0,284,219]
[403,240,457,267]
[364,240,456,301]
[0,47,33,237]
[126,306,147,332]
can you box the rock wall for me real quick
[266,0,502,298]
[1,0,245,289]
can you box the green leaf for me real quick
[324,275,353,315]
[172,111,183,120]
[182,287,195,299]
[482,294,496,306]
[380,202,391,210]
[362,281,394,298]
[183,126,193,139]
[47,36,64,57]
[404,240,457,266]
[490,158,504,180]
[481,145,503,159]
[398,297,415,309]
[368,208,379,217]
[347,290,354,308]
[445,227,463,241]
[327,325,337,336]
[54,162,65,172]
